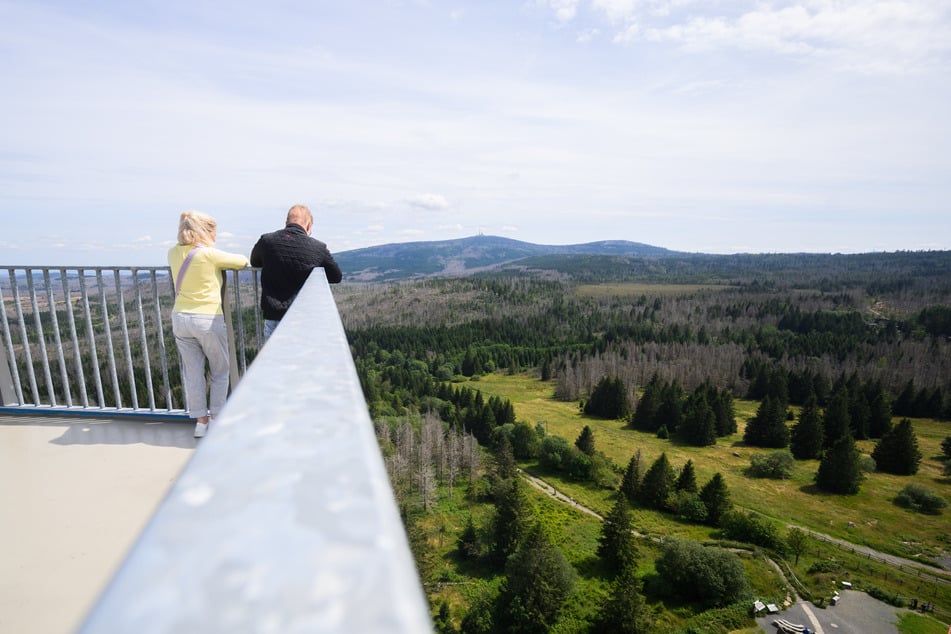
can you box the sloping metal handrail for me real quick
[78,271,433,633]
[0,266,259,417]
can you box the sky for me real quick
[2,0,950,266]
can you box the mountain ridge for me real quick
[335,234,677,282]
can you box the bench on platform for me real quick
[772,617,806,633]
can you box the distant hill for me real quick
[336,235,677,281]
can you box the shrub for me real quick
[538,435,572,471]
[653,538,751,608]
[722,510,786,553]
[674,491,709,523]
[808,558,843,574]
[894,484,947,515]
[748,450,795,479]
[866,585,906,608]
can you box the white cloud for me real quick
[601,1,951,74]
[408,193,450,210]
[576,27,600,43]
[541,0,581,23]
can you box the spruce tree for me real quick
[679,391,717,446]
[868,389,893,438]
[656,381,684,436]
[823,387,852,448]
[597,497,637,574]
[594,561,653,634]
[744,396,789,448]
[619,451,642,503]
[490,477,529,564]
[872,418,922,475]
[849,385,871,440]
[699,472,732,526]
[493,523,576,633]
[675,459,698,494]
[630,374,661,432]
[639,453,676,511]
[585,376,631,420]
[457,515,481,560]
[493,433,518,480]
[575,425,596,456]
[712,388,737,436]
[790,394,824,460]
[815,434,863,494]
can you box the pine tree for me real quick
[790,394,824,460]
[433,600,454,634]
[849,384,871,440]
[699,472,732,526]
[815,434,863,494]
[490,477,529,564]
[872,418,922,475]
[675,459,698,494]
[593,561,653,634]
[630,374,662,432]
[638,453,676,511]
[493,523,576,633]
[744,396,789,448]
[619,451,642,503]
[585,376,631,420]
[711,388,737,436]
[823,387,851,448]
[457,515,481,560]
[868,389,893,439]
[656,381,684,436]
[679,391,717,447]
[493,433,518,480]
[597,497,637,574]
[575,425,596,456]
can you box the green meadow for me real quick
[418,371,951,631]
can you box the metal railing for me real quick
[77,271,433,633]
[0,265,261,416]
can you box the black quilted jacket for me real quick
[250,223,343,320]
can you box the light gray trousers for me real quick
[172,312,230,419]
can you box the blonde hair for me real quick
[177,210,217,247]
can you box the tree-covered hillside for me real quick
[333,250,951,632]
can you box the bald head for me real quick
[286,204,313,233]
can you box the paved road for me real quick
[756,589,903,634]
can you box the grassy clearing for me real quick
[471,372,951,564]
[897,611,949,634]
[454,371,951,626]
[572,282,734,298]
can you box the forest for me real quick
[332,250,951,633]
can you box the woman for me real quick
[168,211,249,438]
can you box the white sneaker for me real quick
[194,421,208,438]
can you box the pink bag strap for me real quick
[174,247,202,296]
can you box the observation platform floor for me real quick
[0,414,195,634]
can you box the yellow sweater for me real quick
[168,244,250,315]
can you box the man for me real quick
[250,204,343,339]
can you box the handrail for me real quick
[0,266,259,416]
[78,271,433,633]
